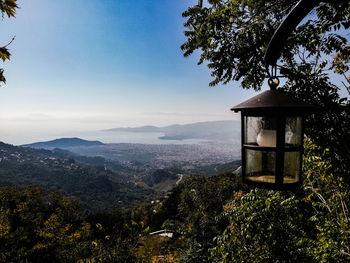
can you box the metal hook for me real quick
[267,76,280,90]
[268,76,280,90]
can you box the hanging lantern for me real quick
[231,80,314,190]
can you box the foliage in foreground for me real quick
[0,186,90,262]
[0,185,144,263]
[210,139,350,263]
[0,172,243,262]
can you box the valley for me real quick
[0,137,241,212]
[0,121,242,211]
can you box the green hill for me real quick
[22,137,104,149]
[0,142,153,211]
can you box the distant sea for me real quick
[76,130,223,145]
[6,130,227,146]
[2,120,241,146]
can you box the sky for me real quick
[0,0,258,144]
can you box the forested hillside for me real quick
[0,171,245,262]
[0,142,153,211]
[1,140,348,262]
[0,141,242,211]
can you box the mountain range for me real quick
[104,120,240,142]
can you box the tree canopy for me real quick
[182,0,350,89]
[0,0,18,85]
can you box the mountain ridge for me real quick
[22,137,104,149]
[104,120,240,142]
[104,120,237,132]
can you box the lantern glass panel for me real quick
[285,116,302,147]
[245,149,276,183]
[283,151,301,183]
[244,116,260,145]
[244,116,277,147]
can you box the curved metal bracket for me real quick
[264,0,321,66]
[264,0,349,66]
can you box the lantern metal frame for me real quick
[232,89,314,190]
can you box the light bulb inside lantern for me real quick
[257,129,276,147]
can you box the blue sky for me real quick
[0,0,258,144]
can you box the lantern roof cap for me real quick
[231,90,315,113]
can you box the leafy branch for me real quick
[0,0,18,85]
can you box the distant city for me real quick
[22,120,242,170]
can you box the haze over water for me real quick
[0,120,240,146]
[0,0,260,146]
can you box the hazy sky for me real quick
[0,0,258,144]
